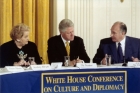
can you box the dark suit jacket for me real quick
[47,35,90,64]
[93,36,140,64]
[0,40,42,67]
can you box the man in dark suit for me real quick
[47,19,90,66]
[93,21,140,65]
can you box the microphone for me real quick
[122,56,127,66]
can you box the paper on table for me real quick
[0,68,12,75]
[54,66,80,70]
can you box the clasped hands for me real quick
[13,59,36,66]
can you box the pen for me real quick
[77,56,79,60]
[76,56,79,62]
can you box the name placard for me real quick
[5,66,24,72]
[128,62,140,67]
[76,63,97,69]
[41,71,127,93]
[30,64,51,70]
[51,62,62,69]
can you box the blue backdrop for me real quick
[0,68,140,93]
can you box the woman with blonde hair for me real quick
[0,23,42,67]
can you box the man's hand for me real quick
[101,54,108,65]
[101,57,106,65]
[68,60,77,66]
[132,56,140,62]
[76,56,83,63]
[68,56,84,66]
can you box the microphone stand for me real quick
[122,56,127,66]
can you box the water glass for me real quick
[28,57,35,64]
[64,56,70,66]
[106,55,111,66]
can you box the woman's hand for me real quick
[13,60,26,66]
[30,61,37,65]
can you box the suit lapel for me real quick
[70,40,78,59]
[125,36,131,59]
[57,35,67,56]
[109,42,118,62]
[70,41,74,56]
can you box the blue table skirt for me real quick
[0,68,140,93]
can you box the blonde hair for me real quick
[10,23,30,40]
[59,19,74,32]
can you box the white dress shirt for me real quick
[61,35,70,47]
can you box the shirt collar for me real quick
[61,35,70,44]
[120,36,126,45]
[116,36,126,45]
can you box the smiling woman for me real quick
[0,23,42,67]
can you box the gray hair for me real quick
[113,21,127,34]
[59,19,74,32]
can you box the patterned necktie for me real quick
[65,41,70,56]
[117,42,123,63]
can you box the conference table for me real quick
[0,65,140,93]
